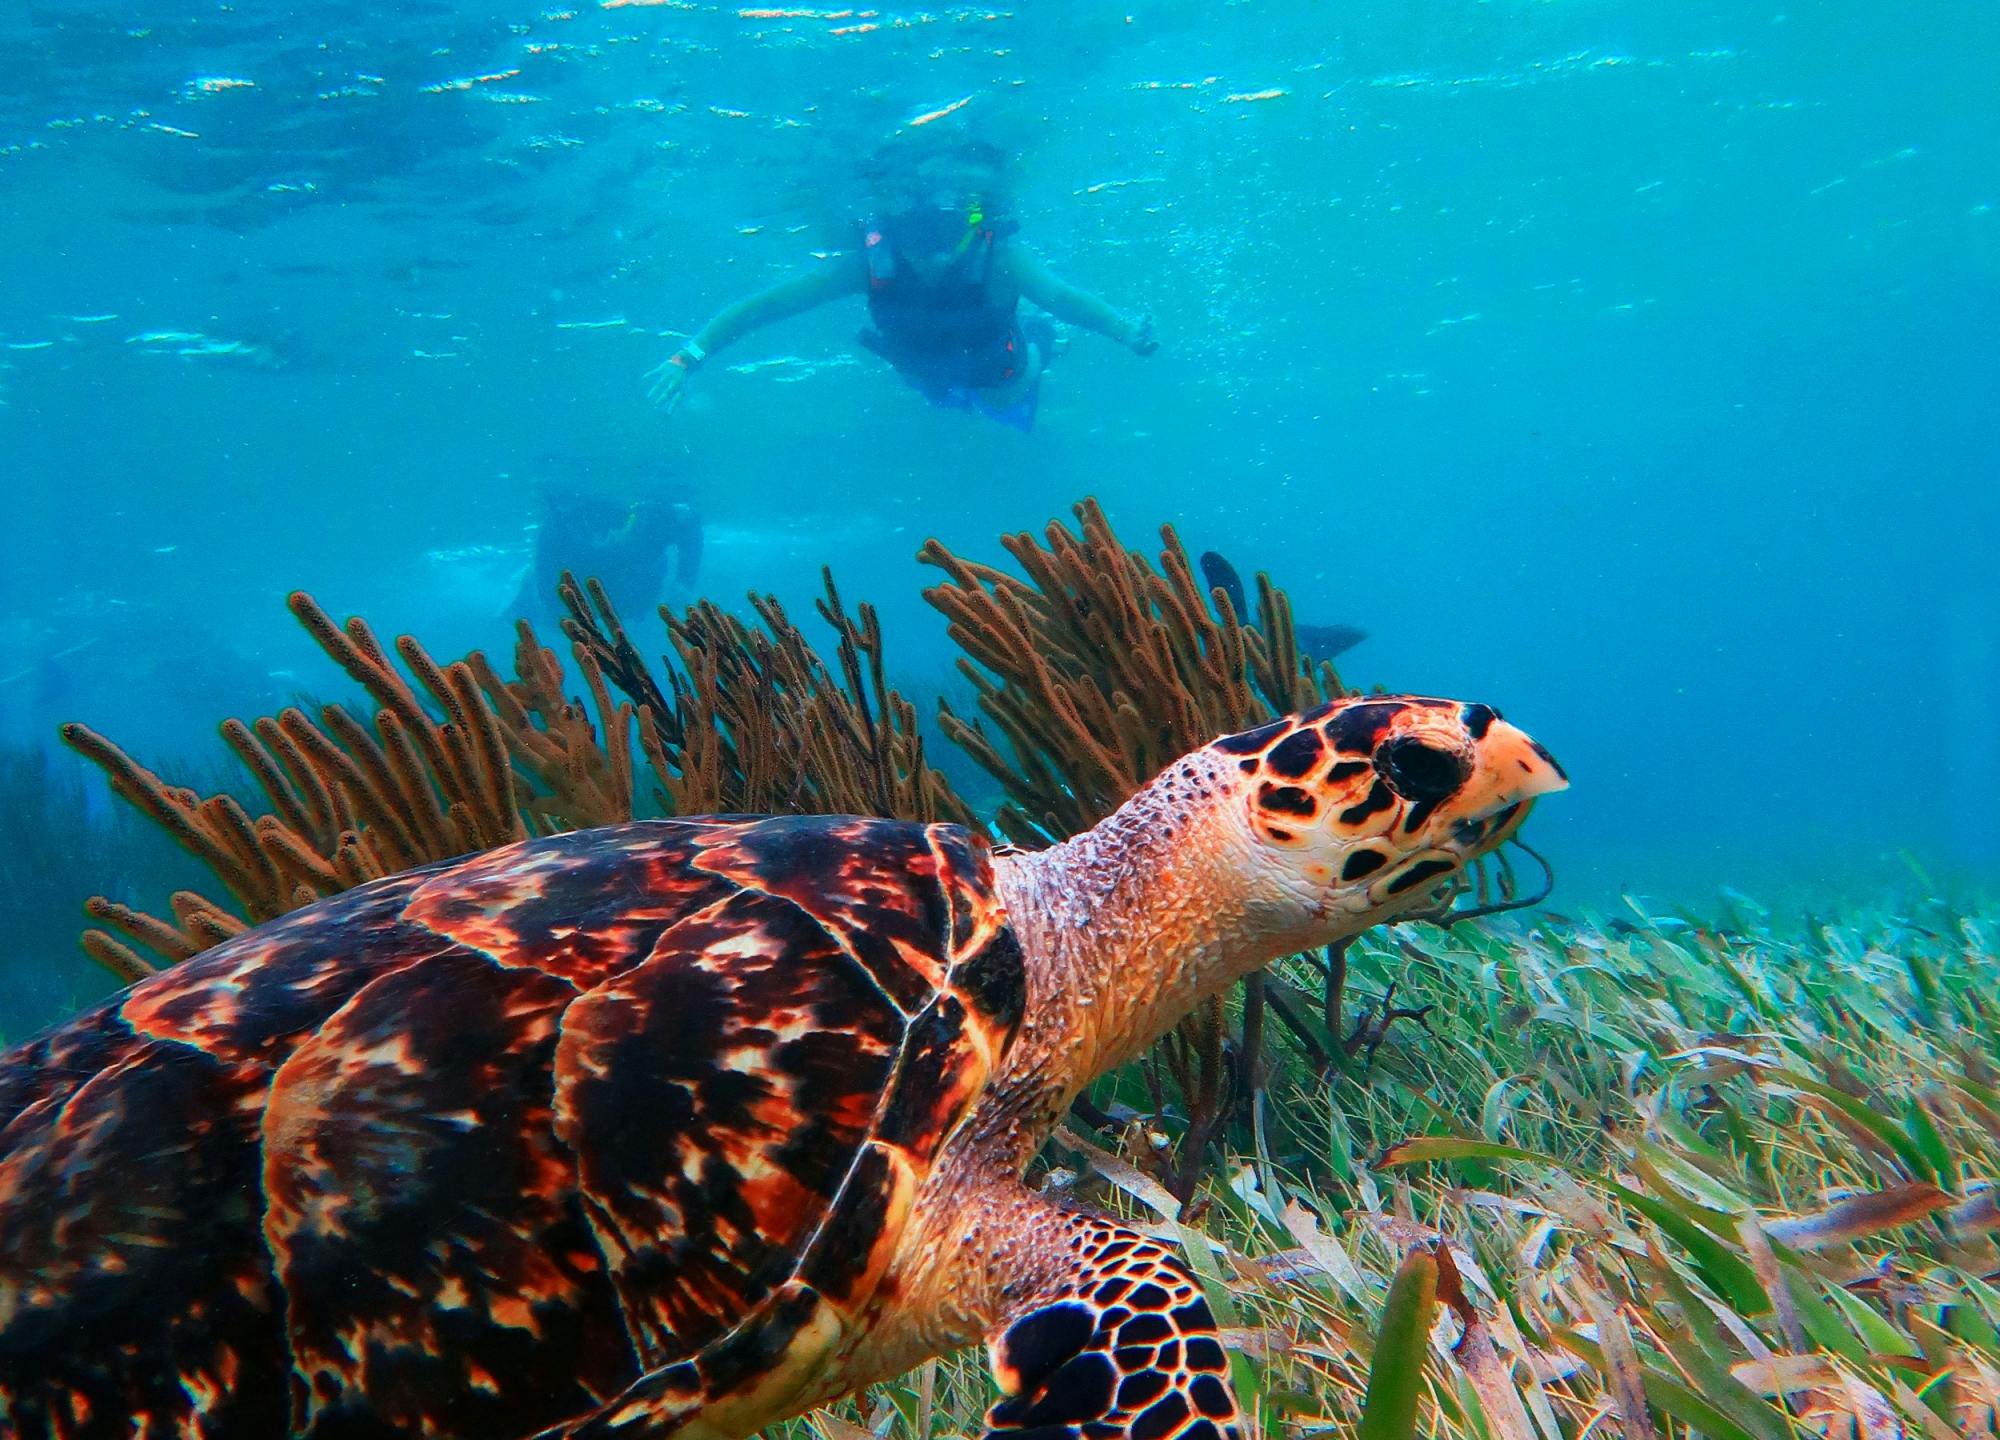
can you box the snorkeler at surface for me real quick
[508,480,703,626]
[646,139,1157,432]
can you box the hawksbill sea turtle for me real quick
[0,695,1566,1440]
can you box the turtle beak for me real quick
[1453,719,1567,850]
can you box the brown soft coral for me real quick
[62,591,625,973]
[559,567,971,825]
[67,574,970,974]
[919,496,1348,845]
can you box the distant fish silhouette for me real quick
[1197,551,1366,661]
[1294,620,1368,660]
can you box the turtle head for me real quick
[982,694,1566,1126]
[1208,695,1567,944]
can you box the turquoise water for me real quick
[2,1,1994,1023]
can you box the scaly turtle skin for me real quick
[0,696,1567,1440]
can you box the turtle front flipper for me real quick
[983,1213,1240,1440]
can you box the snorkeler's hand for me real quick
[645,350,698,411]
[1125,314,1159,356]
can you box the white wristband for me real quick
[680,339,707,364]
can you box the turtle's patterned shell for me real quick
[0,815,1026,1440]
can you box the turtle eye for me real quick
[1376,736,1469,803]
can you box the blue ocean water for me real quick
[1,0,1994,1024]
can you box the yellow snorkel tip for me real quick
[952,204,983,257]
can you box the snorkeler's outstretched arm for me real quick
[648,253,869,409]
[1004,246,1158,355]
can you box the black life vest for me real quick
[860,221,1022,390]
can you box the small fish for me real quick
[1295,622,1368,658]
[1198,550,1367,660]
